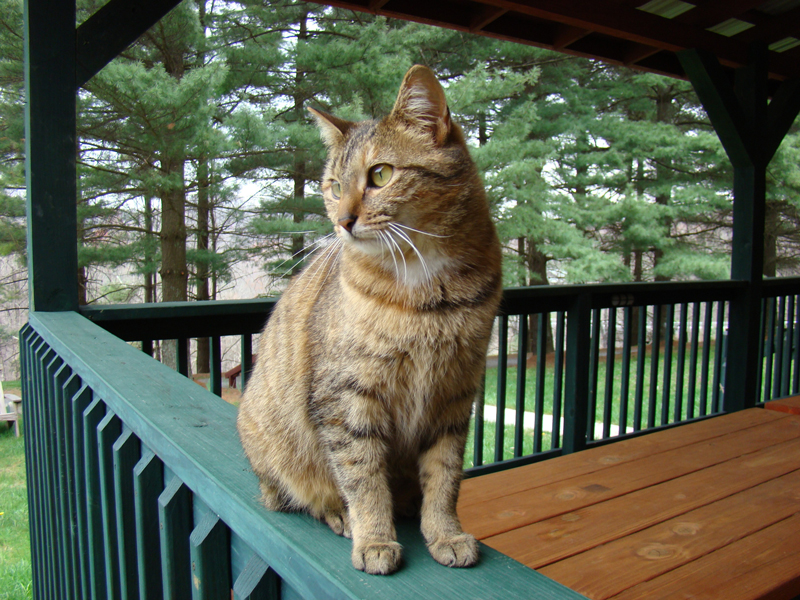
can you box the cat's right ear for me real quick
[309,107,353,148]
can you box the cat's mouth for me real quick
[340,221,452,285]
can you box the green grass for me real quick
[0,424,32,600]
[482,344,723,432]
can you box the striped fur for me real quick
[237,65,502,575]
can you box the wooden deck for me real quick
[458,407,800,600]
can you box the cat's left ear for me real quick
[308,107,354,147]
[391,65,451,146]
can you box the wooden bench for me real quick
[1,391,22,437]
[458,408,800,600]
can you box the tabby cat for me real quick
[237,65,502,575]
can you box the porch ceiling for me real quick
[307,0,800,82]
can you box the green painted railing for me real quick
[21,310,587,600]
[79,278,800,477]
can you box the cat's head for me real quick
[310,65,482,273]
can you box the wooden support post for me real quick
[678,45,800,412]
[24,0,185,312]
[24,0,78,312]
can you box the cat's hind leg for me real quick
[259,479,292,512]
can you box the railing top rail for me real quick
[28,310,586,600]
[501,279,746,314]
[78,278,778,341]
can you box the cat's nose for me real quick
[338,214,357,234]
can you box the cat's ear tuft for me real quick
[391,65,450,146]
[309,107,354,147]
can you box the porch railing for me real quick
[21,310,585,600]
[79,278,800,477]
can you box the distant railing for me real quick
[79,278,800,478]
[22,311,582,600]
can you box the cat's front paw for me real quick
[352,541,403,575]
[427,533,479,568]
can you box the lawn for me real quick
[0,421,32,600]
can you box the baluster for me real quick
[159,475,192,599]
[633,306,647,431]
[648,304,661,430]
[134,449,164,600]
[514,315,528,457]
[113,427,141,600]
[781,295,794,396]
[619,307,632,436]
[210,336,222,397]
[552,312,566,450]
[494,316,509,463]
[713,301,727,412]
[233,553,279,600]
[661,304,674,426]
[533,313,547,453]
[674,303,689,423]
[700,302,714,416]
[98,411,122,599]
[190,501,231,600]
[83,396,109,600]
[602,307,617,439]
[587,309,601,441]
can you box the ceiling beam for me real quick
[76,0,183,88]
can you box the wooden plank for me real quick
[159,475,193,600]
[539,470,800,599]
[609,513,800,600]
[766,395,800,415]
[98,411,122,600]
[233,553,279,600]
[189,505,231,600]
[484,432,800,569]
[459,408,780,508]
[133,449,164,600]
[83,396,108,600]
[113,427,141,600]
[459,411,797,539]
[71,384,94,600]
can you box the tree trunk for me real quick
[159,155,188,371]
[764,200,779,277]
[196,158,211,374]
[526,239,555,355]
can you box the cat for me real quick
[237,64,502,575]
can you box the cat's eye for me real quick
[330,181,341,199]
[369,164,393,188]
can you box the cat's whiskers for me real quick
[378,231,401,281]
[389,223,431,284]
[298,237,342,298]
[271,232,336,279]
[393,222,451,239]
[383,229,409,282]
[312,239,344,304]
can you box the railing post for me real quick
[678,45,800,412]
[23,0,79,311]
[563,293,591,454]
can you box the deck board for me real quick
[460,409,800,600]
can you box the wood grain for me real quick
[483,434,800,569]
[540,470,800,599]
[608,513,800,600]
[460,413,800,539]
[459,409,781,508]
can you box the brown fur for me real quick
[237,65,502,575]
